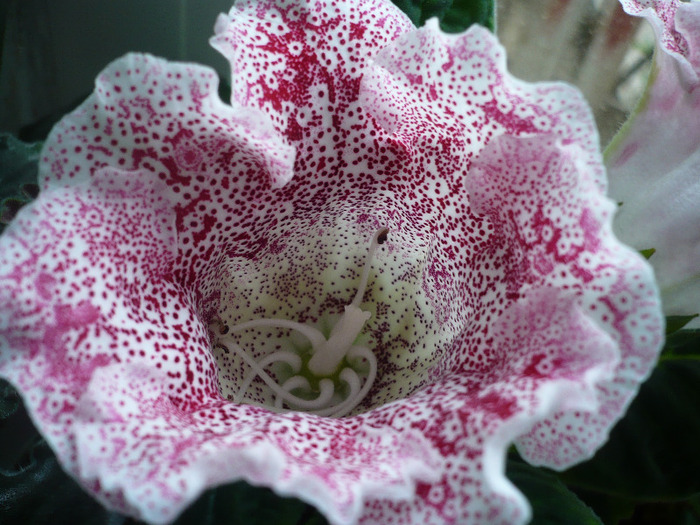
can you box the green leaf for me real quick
[0,383,45,477]
[439,0,495,33]
[0,0,9,75]
[218,75,232,106]
[563,488,636,525]
[0,134,41,229]
[174,481,327,525]
[665,315,699,336]
[390,0,495,32]
[559,354,700,501]
[0,198,28,225]
[0,379,19,420]
[18,93,89,143]
[0,441,124,525]
[661,329,700,363]
[0,134,41,200]
[507,459,602,524]
[0,396,328,525]
[621,495,700,525]
[639,248,656,260]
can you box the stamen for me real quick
[234,350,302,402]
[275,376,310,409]
[307,227,388,376]
[226,341,336,410]
[351,227,390,308]
[217,227,388,417]
[229,318,326,348]
[328,346,377,418]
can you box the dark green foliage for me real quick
[0,441,124,525]
[0,379,19,420]
[506,459,603,524]
[557,328,700,523]
[0,383,327,525]
[561,358,700,500]
[174,481,327,525]
[665,315,699,336]
[0,134,41,231]
[390,0,495,32]
[639,248,656,260]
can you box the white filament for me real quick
[307,227,388,376]
[217,227,387,417]
[234,350,302,402]
[229,318,326,348]
[328,346,378,418]
[226,341,337,410]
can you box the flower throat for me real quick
[214,228,388,418]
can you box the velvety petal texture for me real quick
[0,1,663,524]
[608,0,700,326]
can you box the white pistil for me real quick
[307,227,387,376]
[217,227,388,417]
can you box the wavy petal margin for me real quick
[608,0,700,326]
[0,1,663,524]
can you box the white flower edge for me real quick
[607,0,700,327]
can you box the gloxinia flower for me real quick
[607,0,700,327]
[0,0,663,524]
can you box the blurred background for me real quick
[0,0,654,145]
[0,0,232,139]
[498,0,654,145]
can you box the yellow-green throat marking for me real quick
[215,227,388,417]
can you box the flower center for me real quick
[214,227,388,418]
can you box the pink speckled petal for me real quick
[359,288,621,524]
[1,112,444,525]
[0,0,665,524]
[467,133,662,469]
[609,0,700,326]
[41,54,295,191]
[2,50,447,524]
[618,0,700,84]
[210,0,414,155]
[361,20,606,190]
[71,361,443,524]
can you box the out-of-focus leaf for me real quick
[0,198,28,224]
[507,459,602,524]
[560,351,700,500]
[173,481,326,525]
[665,315,700,336]
[639,248,656,260]
[620,495,700,525]
[391,0,495,32]
[662,328,700,362]
[0,134,40,199]
[0,379,19,420]
[17,94,88,143]
[0,0,9,75]
[0,382,44,483]
[0,134,41,229]
[218,75,232,106]
[0,441,124,525]
[0,398,328,525]
[565,488,636,525]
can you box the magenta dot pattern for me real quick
[0,1,663,524]
[620,0,700,76]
